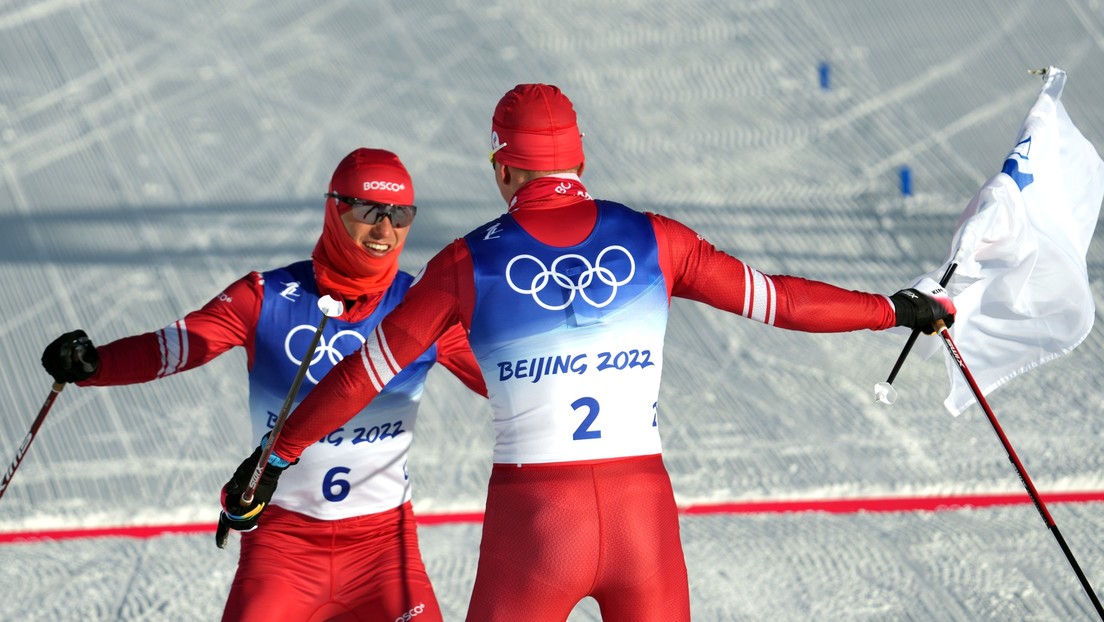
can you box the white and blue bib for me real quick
[249,261,436,519]
[465,201,668,464]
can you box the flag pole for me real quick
[936,322,1104,619]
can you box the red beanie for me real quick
[491,84,584,171]
[329,148,414,210]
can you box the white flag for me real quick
[920,67,1104,415]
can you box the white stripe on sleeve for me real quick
[742,264,754,319]
[743,266,777,326]
[156,320,188,377]
[156,329,168,376]
[360,326,398,392]
[764,275,777,326]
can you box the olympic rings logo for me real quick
[283,326,366,384]
[505,245,635,310]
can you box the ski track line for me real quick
[3,490,1103,544]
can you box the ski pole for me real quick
[874,262,957,405]
[1,382,65,501]
[937,321,1104,620]
[216,294,344,549]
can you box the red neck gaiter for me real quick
[311,196,399,304]
[508,175,597,247]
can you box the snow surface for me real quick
[2,0,1104,619]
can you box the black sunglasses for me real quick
[325,193,417,228]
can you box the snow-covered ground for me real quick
[2,1,1104,619]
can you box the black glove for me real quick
[890,277,956,335]
[215,444,292,548]
[41,330,100,384]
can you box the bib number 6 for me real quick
[323,466,351,502]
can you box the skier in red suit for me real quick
[41,148,486,622]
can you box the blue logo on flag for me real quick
[1001,136,1034,191]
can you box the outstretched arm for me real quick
[50,274,260,387]
[649,213,897,332]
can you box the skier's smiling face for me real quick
[340,208,409,258]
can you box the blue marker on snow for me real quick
[899,166,913,197]
[818,62,830,90]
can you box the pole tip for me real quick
[874,382,898,405]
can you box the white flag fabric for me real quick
[918,67,1104,416]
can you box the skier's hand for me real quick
[215,444,291,548]
[41,330,100,384]
[890,277,956,334]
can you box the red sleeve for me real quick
[434,321,488,398]
[274,241,475,460]
[649,213,895,333]
[79,274,262,386]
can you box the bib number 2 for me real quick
[571,397,601,440]
[571,397,659,441]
